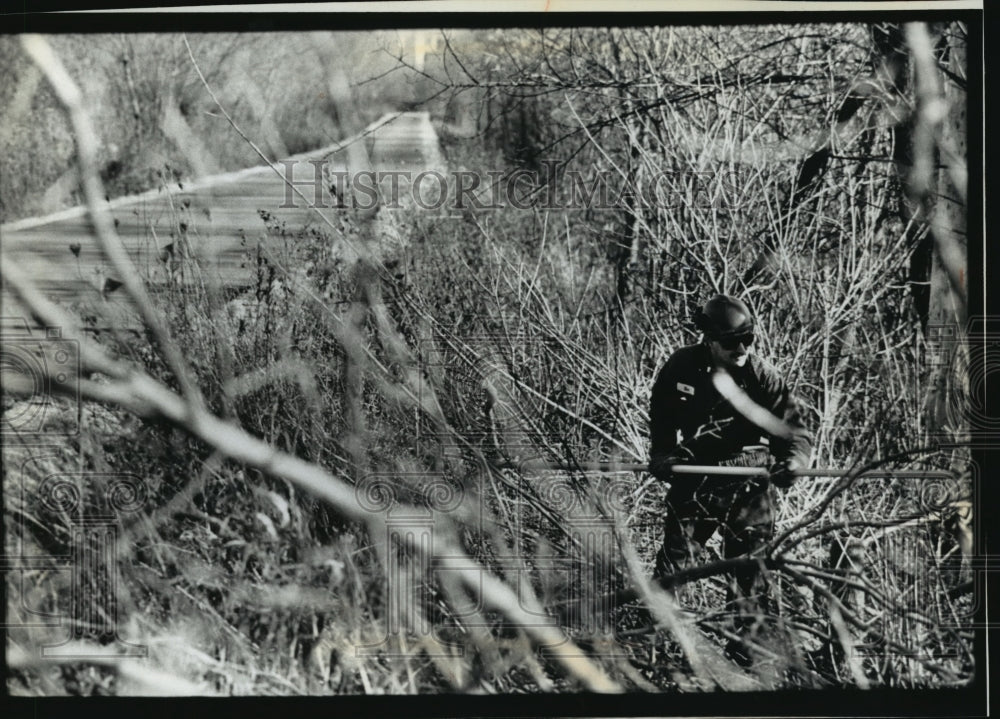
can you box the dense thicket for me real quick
[4,23,974,695]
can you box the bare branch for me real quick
[21,34,203,409]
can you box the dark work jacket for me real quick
[649,343,812,477]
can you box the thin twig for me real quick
[21,34,203,409]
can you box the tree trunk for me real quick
[902,22,968,443]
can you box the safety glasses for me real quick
[717,332,754,350]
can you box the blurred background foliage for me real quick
[0,31,419,222]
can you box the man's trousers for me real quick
[654,470,776,641]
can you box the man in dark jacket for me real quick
[649,294,812,663]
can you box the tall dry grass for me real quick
[3,25,974,696]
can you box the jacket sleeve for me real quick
[758,366,812,467]
[649,356,682,478]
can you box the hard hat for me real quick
[695,294,754,338]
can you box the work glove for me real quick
[769,458,800,489]
[650,445,695,481]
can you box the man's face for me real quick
[708,333,753,370]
